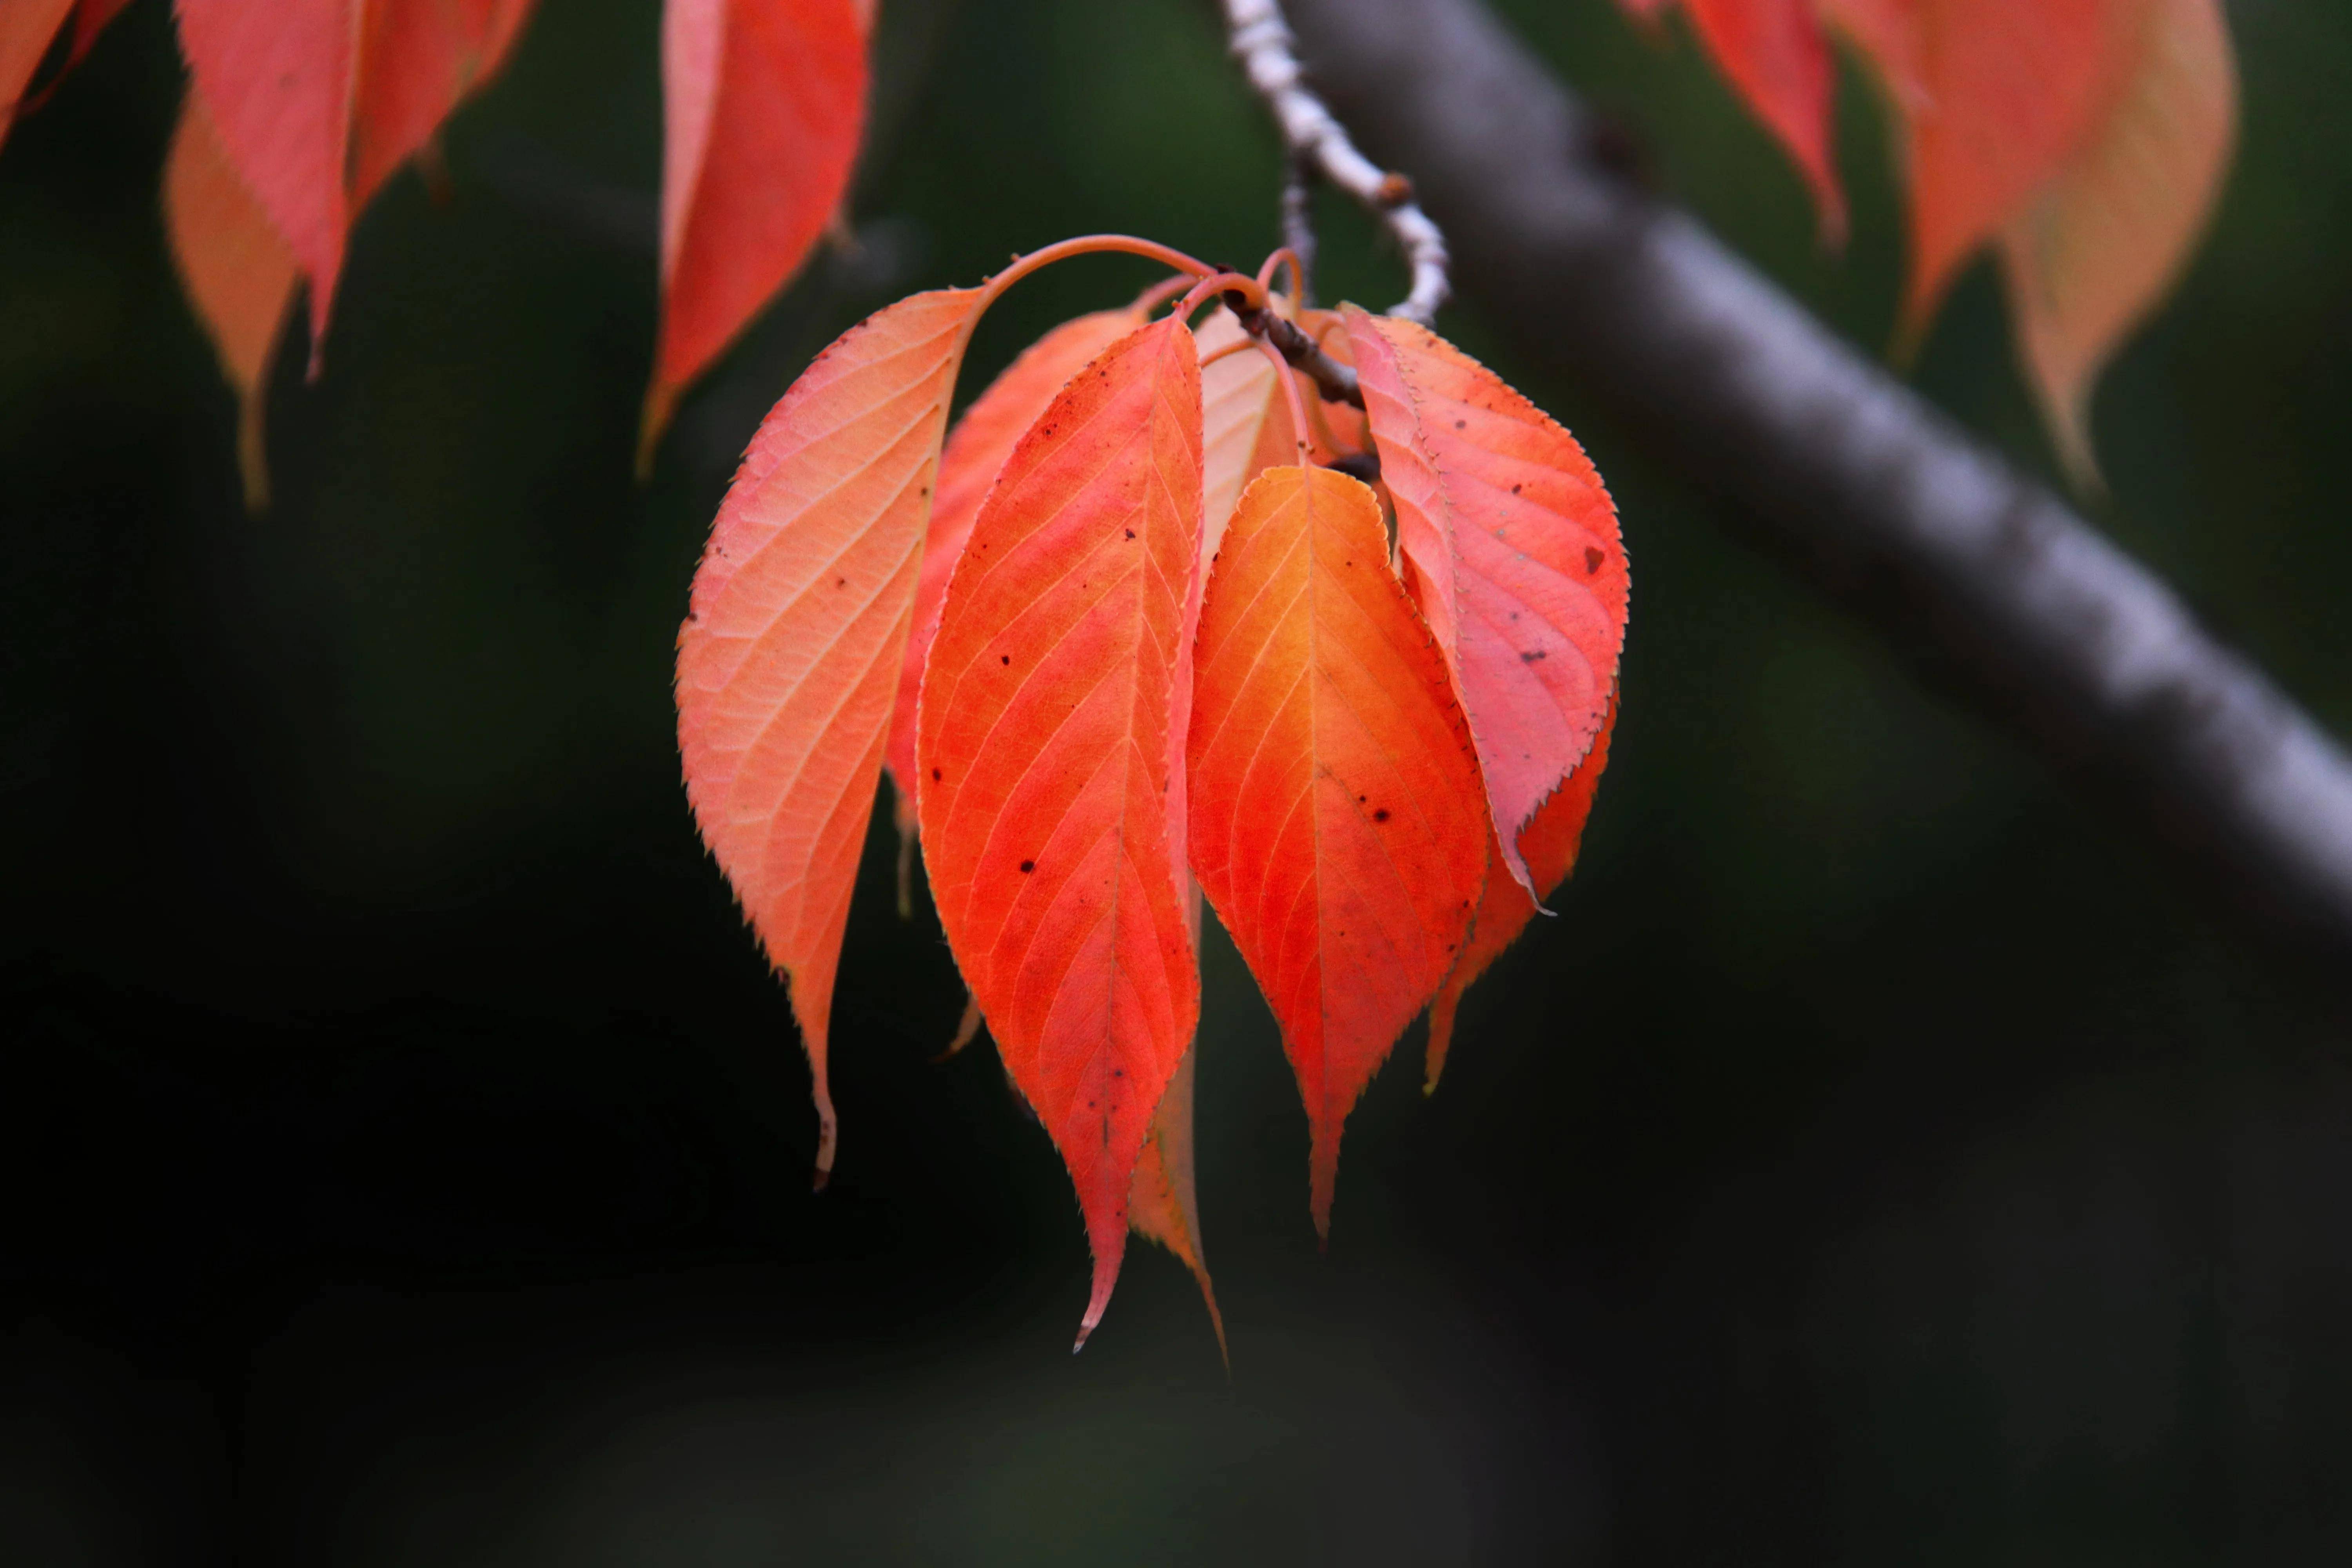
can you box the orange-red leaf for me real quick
[0,0,77,149]
[916,315,1204,1347]
[646,0,868,452]
[678,287,987,1188]
[1344,306,1627,901]
[1127,1036,1226,1363]
[1196,308,1300,561]
[1995,0,2234,488]
[1425,692,1617,1093]
[1685,0,1845,243]
[1188,465,1487,1238]
[163,89,301,512]
[882,306,1147,818]
[350,0,537,208]
[1825,0,2127,343]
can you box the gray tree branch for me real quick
[1285,0,2352,956]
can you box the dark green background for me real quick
[5,0,2350,1561]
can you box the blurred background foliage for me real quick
[4,0,2352,1561]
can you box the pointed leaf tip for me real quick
[1189,466,1488,1240]
[917,315,1206,1344]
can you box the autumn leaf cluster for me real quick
[675,245,1628,1346]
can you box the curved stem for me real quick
[978,234,1216,312]
[1255,337,1316,470]
[1258,247,1307,303]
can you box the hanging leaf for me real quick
[1188,464,1487,1238]
[172,0,538,365]
[882,305,1149,846]
[1344,306,1627,901]
[1824,0,2125,345]
[1425,693,1617,1093]
[644,0,868,456]
[1127,1036,1226,1364]
[1687,0,1844,243]
[916,315,1205,1348]
[1196,307,1304,564]
[679,286,987,1189]
[163,89,300,511]
[1995,0,2235,489]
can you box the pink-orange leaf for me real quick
[350,0,536,208]
[1995,0,2235,488]
[882,305,1149,823]
[1345,306,1627,901]
[916,315,1205,1348]
[1425,693,1617,1093]
[646,0,868,454]
[1188,465,1487,1238]
[163,89,301,511]
[678,287,987,1188]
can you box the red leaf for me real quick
[1995,0,2235,488]
[678,287,987,1188]
[1,0,79,148]
[882,306,1148,827]
[173,0,537,357]
[1425,692,1617,1093]
[1825,0,2127,344]
[1684,0,1845,244]
[1344,307,1627,901]
[646,0,868,454]
[174,0,358,350]
[163,88,301,511]
[1188,465,1487,1238]
[350,0,536,207]
[916,316,1205,1347]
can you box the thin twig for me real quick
[1287,0,2352,960]
[1224,0,1450,324]
[1220,289,1363,408]
[1280,152,1319,304]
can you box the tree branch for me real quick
[1223,0,1450,323]
[1284,0,2352,956]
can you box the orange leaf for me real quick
[1425,692,1617,1093]
[1127,1034,1226,1364]
[1825,0,2129,345]
[1684,0,1846,244]
[881,306,1148,828]
[1188,465,1487,1238]
[646,0,868,454]
[0,0,78,149]
[916,315,1205,1348]
[1343,306,1627,902]
[1196,307,1303,563]
[1995,0,2234,489]
[163,90,301,511]
[678,287,987,1189]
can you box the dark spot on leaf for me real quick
[1521,649,1548,662]
[1001,654,1011,665]
[1585,547,1605,573]
[1373,808,1390,822]
[1020,860,1035,873]
[1511,483,1522,495]
[931,768,942,781]
[1125,529,1135,539]
[836,577,847,588]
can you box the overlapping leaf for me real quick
[1127,1033,1226,1362]
[646,0,868,453]
[1189,465,1487,1237]
[1425,693,1617,1092]
[678,286,987,1188]
[882,305,1150,852]
[162,90,301,510]
[916,315,1205,1345]
[1345,306,1627,900]
[0,0,126,150]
